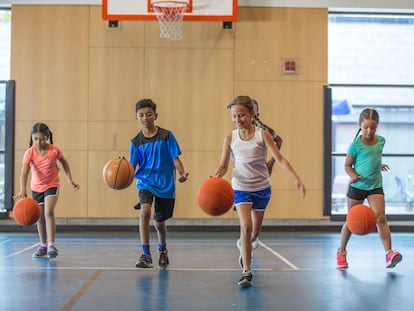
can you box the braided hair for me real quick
[251,99,282,148]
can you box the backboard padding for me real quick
[103,0,238,21]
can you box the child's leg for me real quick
[367,194,392,251]
[139,203,152,247]
[339,198,363,250]
[251,210,265,241]
[36,203,47,246]
[154,220,167,248]
[44,195,58,246]
[236,203,253,271]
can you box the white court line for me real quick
[259,240,300,270]
[1,266,273,272]
[1,242,39,259]
[0,239,12,244]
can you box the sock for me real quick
[158,244,167,252]
[142,244,150,255]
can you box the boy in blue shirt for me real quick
[130,99,189,269]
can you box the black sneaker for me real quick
[133,202,141,210]
[238,271,253,287]
[158,250,169,269]
[135,254,153,268]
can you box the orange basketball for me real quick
[103,156,135,190]
[197,177,234,216]
[13,198,41,226]
[346,204,377,235]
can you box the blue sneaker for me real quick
[47,245,58,258]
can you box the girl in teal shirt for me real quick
[337,108,402,269]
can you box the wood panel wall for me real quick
[11,5,327,220]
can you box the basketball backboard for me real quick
[102,0,238,21]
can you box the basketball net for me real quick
[152,1,189,40]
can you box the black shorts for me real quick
[347,186,384,201]
[139,189,175,222]
[32,187,59,205]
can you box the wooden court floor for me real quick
[1,230,413,311]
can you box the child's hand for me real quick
[178,173,189,183]
[296,181,306,198]
[349,175,362,184]
[70,181,80,191]
[13,193,26,202]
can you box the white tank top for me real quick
[230,126,270,191]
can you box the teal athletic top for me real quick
[347,135,385,191]
[130,127,182,199]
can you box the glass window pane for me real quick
[329,14,414,84]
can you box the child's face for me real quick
[32,133,48,148]
[136,107,157,128]
[230,104,254,129]
[360,118,378,140]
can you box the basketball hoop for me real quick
[151,1,189,40]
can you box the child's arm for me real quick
[263,130,305,197]
[344,154,361,184]
[59,156,80,190]
[213,134,231,178]
[173,157,189,183]
[13,164,30,201]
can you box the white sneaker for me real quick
[251,237,259,250]
[236,237,259,251]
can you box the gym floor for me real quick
[1,230,413,311]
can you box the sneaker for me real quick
[251,236,259,250]
[336,248,348,269]
[236,237,259,251]
[47,245,58,258]
[32,246,47,258]
[158,250,169,269]
[136,254,153,268]
[133,202,141,210]
[238,270,253,287]
[386,250,402,268]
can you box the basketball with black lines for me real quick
[103,156,135,190]
[197,177,234,216]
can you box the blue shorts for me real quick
[234,187,271,211]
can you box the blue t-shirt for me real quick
[129,127,182,199]
[347,135,385,191]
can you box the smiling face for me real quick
[230,104,254,129]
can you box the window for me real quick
[0,8,11,215]
[328,13,414,217]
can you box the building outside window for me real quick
[329,12,414,216]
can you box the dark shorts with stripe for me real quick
[347,186,384,201]
[32,187,59,205]
[139,189,175,222]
